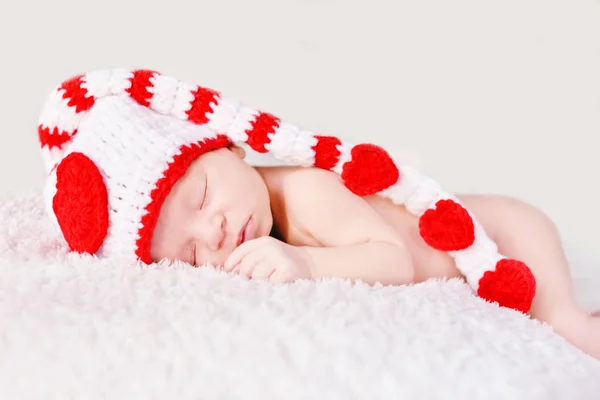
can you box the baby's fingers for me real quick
[251,262,276,281]
[269,268,292,284]
[224,238,263,272]
[238,252,265,278]
[232,247,265,278]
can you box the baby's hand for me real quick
[223,237,314,283]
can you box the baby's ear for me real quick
[229,144,246,159]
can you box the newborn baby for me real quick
[151,144,600,360]
[38,69,599,363]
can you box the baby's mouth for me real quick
[236,217,250,246]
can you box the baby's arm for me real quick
[286,168,414,286]
[304,241,413,286]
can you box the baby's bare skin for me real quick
[262,165,599,358]
[151,146,600,360]
[366,193,600,359]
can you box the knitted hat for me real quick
[37,68,536,313]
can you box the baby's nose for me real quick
[205,213,226,251]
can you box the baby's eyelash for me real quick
[191,243,197,266]
[200,176,208,208]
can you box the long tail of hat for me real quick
[37,68,536,313]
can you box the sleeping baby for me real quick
[39,69,599,361]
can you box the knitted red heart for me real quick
[477,259,536,313]
[52,152,109,254]
[341,144,399,196]
[419,199,475,251]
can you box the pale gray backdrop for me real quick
[1,0,599,268]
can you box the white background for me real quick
[1,0,599,263]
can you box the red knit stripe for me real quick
[127,69,156,107]
[245,112,279,153]
[312,135,342,170]
[136,135,232,264]
[60,75,95,113]
[187,86,219,124]
[38,126,74,149]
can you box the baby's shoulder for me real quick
[258,165,342,193]
[270,166,346,201]
[258,165,358,244]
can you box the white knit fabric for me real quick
[454,220,503,290]
[227,106,259,143]
[147,73,181,115]
[267,122,318,166]
[44,95,218,263]
[207,96,242,134]
[379,164,422,207]
[81,69,115,99]
[170,80,200,121]
[38,88,83,137]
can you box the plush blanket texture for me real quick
[1,191,599,399]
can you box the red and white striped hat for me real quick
[37,68,536,313]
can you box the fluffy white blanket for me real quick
[1,191,599,399]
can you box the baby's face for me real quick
[150,145,273,267]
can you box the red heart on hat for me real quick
[477,258,536,313]
[341,144,399,196]
[419,199,475,251]
[52,152,109,254]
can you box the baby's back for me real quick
[261,165,475,283]
[362,194,464,283]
